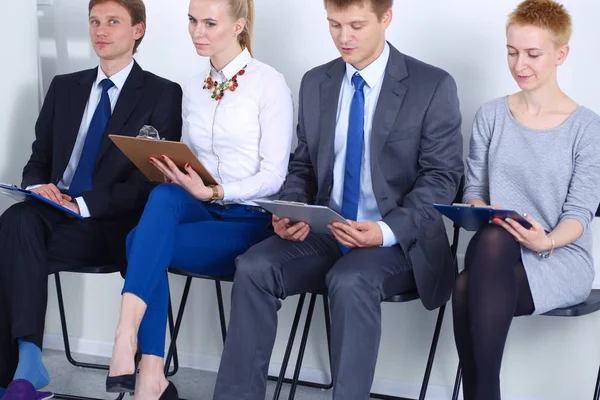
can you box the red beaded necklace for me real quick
[203,65,247,101]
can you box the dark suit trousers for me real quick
[0,200,136,387]
[213,233,416,400]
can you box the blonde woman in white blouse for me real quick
[105,0,293,398]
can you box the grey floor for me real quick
[43,350,331,400]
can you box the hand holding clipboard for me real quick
[433,203,532,231]
[0,184,83,219]
[109,134,217,185]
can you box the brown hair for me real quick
[507,0,572,47]
[88,0,146,54]
[323,0,393,20]
[229,0,255,56]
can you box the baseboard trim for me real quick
[43,332,544,400]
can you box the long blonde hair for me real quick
[229,0,254,56]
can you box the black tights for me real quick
[452,224,535,400]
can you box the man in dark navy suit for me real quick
[0,0,182,394]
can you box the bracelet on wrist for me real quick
[208,185,219,203]
[537,235,555,259]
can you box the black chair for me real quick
[451,205,600,400]
[451,290,600,400]
[163,269,333,396]
[51,265,179,400]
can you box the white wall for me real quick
[0,0,39,208]
[23,1,600,399]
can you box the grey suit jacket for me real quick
[279,44,464,310]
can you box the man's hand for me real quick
[32,184,70,205]
[273,214,310,242]
[329,220,383,248]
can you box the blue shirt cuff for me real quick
[376,221,398,247]
[75,197,91,218]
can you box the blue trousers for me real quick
[122,184,272,356]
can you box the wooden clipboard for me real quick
[109,135,218,185]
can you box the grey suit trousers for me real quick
[213,233,415,400]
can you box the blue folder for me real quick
[0,183,84,219]
[432,203,532,231]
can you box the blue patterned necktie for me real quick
[69,78,114,197]
[339,73,367,254]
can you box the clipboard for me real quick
[0,184,84,219]
[254,200,350,235]
[433,203,532,231]
[109,135,218,185]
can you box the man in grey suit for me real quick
[213,0,463,399]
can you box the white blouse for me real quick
[182,48,294,204]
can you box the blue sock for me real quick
[13,339,50,390]
[0,387,6,398]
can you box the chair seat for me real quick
[53,264,121,274]
[168,267,234,282]
[310,288,420,303]
[543,289,600,317]
[384,289,420,303]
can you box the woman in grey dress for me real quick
[453,1,600,399]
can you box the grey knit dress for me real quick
[463,96,600,314]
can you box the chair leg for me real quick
[54,273,109,371]
[452,363,462,400]
[215,280,227,344]
[321,295,333,390]
[418,304,446,400]
[593,363,600,400]
[53,392,125,400]
[370,305,447,400]
[272,293,307,400]
[166,298,179,377]
[287,293,318,400]
[211,282,330,397]
[164,277,193,376]
[53,273,128,399]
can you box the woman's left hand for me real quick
[492,214,552,253]
[149,155,213,201]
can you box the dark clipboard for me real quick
[0,184,84,219]
[109,135,218,185]
[433,203,532,231]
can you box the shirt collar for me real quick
[345,42,390,89]
[210,48,252,80]
[95,59,134,91]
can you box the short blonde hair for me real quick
[507,0,572,47]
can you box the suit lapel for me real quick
[317,60,345,197]
[96,61,145,166]
[58,69,96,180]
[370,45,408,172]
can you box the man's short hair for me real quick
[323,0,393,20]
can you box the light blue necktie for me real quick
[339,73,367,254]
[69,78,114,197]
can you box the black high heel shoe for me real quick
[105,348,142,393]
[159,381,179,400]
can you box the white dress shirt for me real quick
[182,48,294,204]
[328,43,398,247]
[28,60,134,218]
